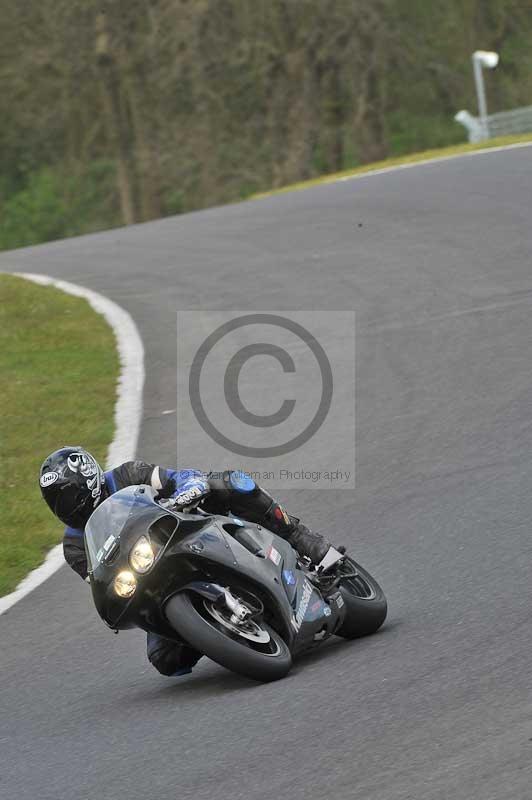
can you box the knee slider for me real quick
[227,470,257,494]
[224,470,274,519]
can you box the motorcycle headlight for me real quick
[114,570,137,598]
[130,535,155,573]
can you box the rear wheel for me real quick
[165,589,292,682]
[334,558,387,639]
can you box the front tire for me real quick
[335,558,387,639]
[165,591,292,682]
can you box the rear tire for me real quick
[335,559,387,639]
[165,591,292,682]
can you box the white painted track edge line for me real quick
[0,273,145,615]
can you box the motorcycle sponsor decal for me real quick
[336,594,344,608]
[40,471,59,488]
[267,545,281,565]
[96,534,118,562]
[293,580,313,631]
[199,531,220,543]
[282,569,296,586]
[309,599,332,619]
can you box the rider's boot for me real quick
[284,516,331,565]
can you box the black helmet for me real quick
[39,446,107,528]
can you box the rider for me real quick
[39,446,331,677]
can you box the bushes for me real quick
[0,161,120,251]
[0,169,67,250]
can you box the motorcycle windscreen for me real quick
[85,485,157,571]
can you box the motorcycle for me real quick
[85,485,387,682]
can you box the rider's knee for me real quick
[207,469,272,516]
[206,470,293,537]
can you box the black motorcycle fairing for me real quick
[159,517,305,644]
[163,523,343,652]
[86,487,221,632]
[85,486,345,649]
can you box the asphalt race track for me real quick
[1,146,532,800]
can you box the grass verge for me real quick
[0,274,119,597]
[251,133,532,200]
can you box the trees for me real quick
[1,0,531,248]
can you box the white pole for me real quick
[471,51,499,140]
[472,54,488,137]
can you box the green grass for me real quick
[251,133,532,200]
[0,274,119,596]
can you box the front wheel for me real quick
[334,558,387,639]
[165,590,292,682]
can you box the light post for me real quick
[472,50,499,139]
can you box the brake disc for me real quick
[204,601,271,644]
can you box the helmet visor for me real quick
[54,483,94,528]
